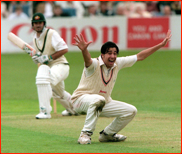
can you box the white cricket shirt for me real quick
[33,27,68,52]
[85,55,137,77]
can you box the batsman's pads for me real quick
[36,65,52,114]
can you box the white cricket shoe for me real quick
[78,131,92,144]
[62,110,79,116]
[99,130,127,142]
[35,112,51,119]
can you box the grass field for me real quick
[1,50,181,153]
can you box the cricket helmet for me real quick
[31,12,46,26]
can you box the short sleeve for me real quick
[116,55,137,70]
[84,58,98,77]
[52,31,68,51]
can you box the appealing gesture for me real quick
[73,34,93,67]
[73,34,92,52]
[161,29,172,47]
[137,29,172,61]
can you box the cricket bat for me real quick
[7,32,36,57]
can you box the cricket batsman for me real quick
[31,12,77,119]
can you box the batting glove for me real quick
[32,54,40,64]
[37,55,53,64]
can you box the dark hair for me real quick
[101,41,119,54]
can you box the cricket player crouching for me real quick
[31,13,77,119]
[71,31,171,144]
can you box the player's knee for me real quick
[51,84,65,99]
[52,92,59,99]
[36,64,51,84]
[90,96,105,106]
[129,105,137,116]
[90,96,106,112]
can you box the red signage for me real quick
[10,24,120,46]
[127,17,169,48]
[59,26,119,44]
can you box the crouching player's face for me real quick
[101,47,117,68]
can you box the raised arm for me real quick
[137,30,172,61]
[73,34,93,67]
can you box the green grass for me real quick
[1,50,181,153]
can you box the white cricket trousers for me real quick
[73,94,137,135]
[50,64,74,112]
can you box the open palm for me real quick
[161,29,172,47]
[73,34,92,51]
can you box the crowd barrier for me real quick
[1,16,181,53]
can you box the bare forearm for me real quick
[137,30,171,61]
[73,34,93,67]
[51,49,68,60]
[137,43,163,61]
[82,49,92,67]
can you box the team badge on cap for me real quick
[34,16,40,20]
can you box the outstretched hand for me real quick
[161,29,172,47]
[73,34,92,52]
